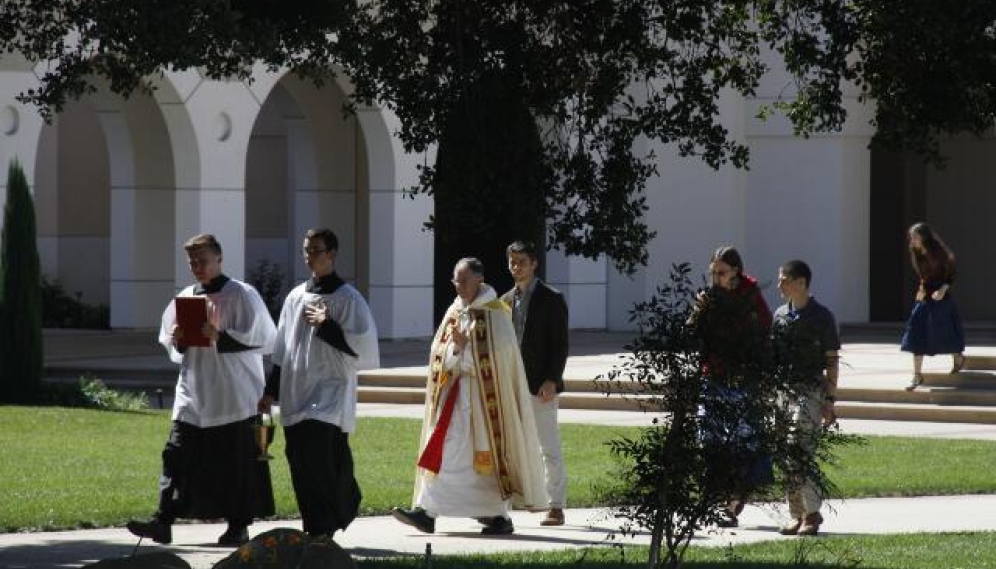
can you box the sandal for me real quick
[951,354,966,374]
[905,374,923,391]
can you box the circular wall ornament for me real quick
[1,106,19,136]
[214,112,232,142]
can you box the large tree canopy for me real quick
[3,0,993,271]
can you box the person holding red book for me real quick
[127,234,277,547]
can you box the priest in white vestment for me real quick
[391,257,548,535]
[259,228,380,538]
[128,234,277,547]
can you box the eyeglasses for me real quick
[302,248,328,256]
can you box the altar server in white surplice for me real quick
[128,233,277,547]
[259,228,380,539]
[391,257,548,536]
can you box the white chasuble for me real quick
[414,285,549,517]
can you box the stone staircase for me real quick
[46,356,996,424]
[356,354,996,424]
[832,355,996,424]
[356,371,650,411]
[40,328,996,425]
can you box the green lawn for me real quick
[3,405,996,532]
[357,533,996,569]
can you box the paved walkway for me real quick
[3,490,996,569]
[3,329,995,568]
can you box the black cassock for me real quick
[283,419,361,535]
[157,416,275,525]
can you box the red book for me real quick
[175,297,210,347]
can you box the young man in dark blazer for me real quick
[502,241,570,526]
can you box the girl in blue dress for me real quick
[901,222,965,390]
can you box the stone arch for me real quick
[245,69,432,338]
[32,75,192,328]
[245,71,391,298]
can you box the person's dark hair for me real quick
[711,246,744,276]
[506,240,539,262]
[457,257,484,277]
[305,228,339,252]
[908,222,954,277]
[183,233,222,256]
[781,259,812,288]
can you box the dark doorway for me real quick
[868,146,925,322]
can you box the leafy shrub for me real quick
[247,259,286,322]
[77,376,149,411]
[600,263,859,569]
[37,376,150,411]
[40,275,110,329]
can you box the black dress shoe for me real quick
[217,526,249,546]
[126,518,172,544]
[391,507,435,534]
[480,516,514,535]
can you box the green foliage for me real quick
[2,0,871,274]
[1,159,44,403]
[850,0,996,165]
[40,275,110,329]
[600,263,859,569]
[3,0,994,266]
[75,376,149,411]
[247,259,286,323]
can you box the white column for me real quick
[359,106,435,338]
[546,251,608,329]
[173,78,263,285]
[0,69,46,213]
[98,107,177,328]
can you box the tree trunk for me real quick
[432,72,548,322]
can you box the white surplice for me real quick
[160,278,277,428]
[271,279,380,432]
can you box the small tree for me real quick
[0,159,44,403]
[247,259,286,323]
[601,263,857,569]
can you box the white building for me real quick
[1,58,993,337]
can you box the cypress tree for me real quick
[0,160,44,403]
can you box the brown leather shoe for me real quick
[540,508,565,526]
[796,512,823,536]
[778,518,802,535]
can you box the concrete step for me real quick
[358,386,425,405]
[49,366,996,424]
[836,401,996,424]
[921,371,996,388]
[46,367,176,385]
[357,385,653,411]
[964,354,996,371]
[357,372,612,393]
[838,386,996,406]
[357,386,996,423]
